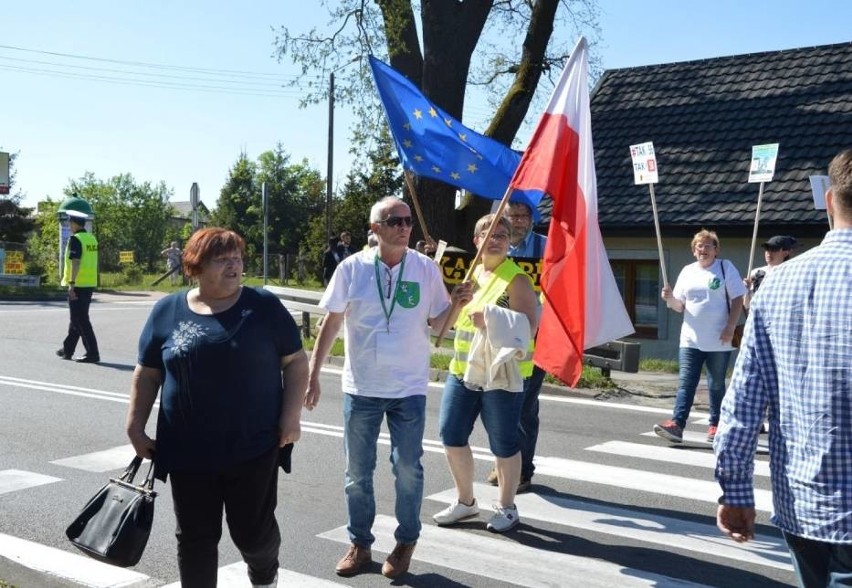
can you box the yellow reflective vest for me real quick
[449,258,535,379]
[62,231,99,287]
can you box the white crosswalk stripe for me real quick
[0,469,62,495]
[51,444,137,473]
[427,483,791,572]
[160,562,347,587]
[319,514,712,587]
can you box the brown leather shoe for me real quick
[335,543,372,576]
[486,466,498,486]
[382,541,416,579]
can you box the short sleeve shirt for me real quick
[320,248,451,398]
[672,259,747,351]
[137,287,302,479]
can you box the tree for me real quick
[0,151,35,244]
[274,0,600,246]
[68,173,174,272]
[213,147,326,276]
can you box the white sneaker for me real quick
[433,499,480,526]
[487,504,520,533]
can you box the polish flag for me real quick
[509,37,634,386]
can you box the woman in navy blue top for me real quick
[126,227,308,588]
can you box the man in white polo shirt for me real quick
[306,196,470,580]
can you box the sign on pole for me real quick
[748,143,780,183]
[746,143,780,276]
[0,152,10,195]
[190,183,200,230]
[629,142,667,285]
[810,175,833,230]
[629,142,659,185]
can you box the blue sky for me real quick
[2,1,849,211]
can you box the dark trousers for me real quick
[62,287,99,358]
[784,531,852,588]
[170,447,280,587]
[519,365,546,481]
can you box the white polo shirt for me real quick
[320,248,451,398]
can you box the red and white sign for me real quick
[629,142,658,184]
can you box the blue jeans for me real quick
[784,531,852,587]
[673,347,731,427]
[343,393,426,547]
[519,366,546,481]
[439,375,524,457]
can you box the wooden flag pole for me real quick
[747,181,766,278]
[434,184,515,347]
[403,171,434,245]
[648,183,668,286]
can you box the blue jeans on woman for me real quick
[672,347,732,427]
[343,393,426,547]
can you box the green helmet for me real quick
[58,195,94,219]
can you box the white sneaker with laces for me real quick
[487,504,520,533]
[433,499,479,526]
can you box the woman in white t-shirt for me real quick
[653,229,747,444]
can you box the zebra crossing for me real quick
[0,414,789,587]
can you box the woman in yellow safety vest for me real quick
[432,213,538,534]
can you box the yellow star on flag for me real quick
[450,172,461,180]
[432,165,442,173]
[429,107,438,118]
[467,163,478,173]
[413,109,423,120]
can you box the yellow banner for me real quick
[438,252,542,292]
[119,251,135,264]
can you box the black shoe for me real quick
[73,355,100,364]
[56,348,71,360]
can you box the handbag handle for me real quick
[117,455,156,494]
[719,259,732,315]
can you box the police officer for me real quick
[56,210,100,363]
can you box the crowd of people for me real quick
[53,148,850,586]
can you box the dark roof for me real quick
[170,200,210,219]
[589,42,852,235]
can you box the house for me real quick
[586,41,852,359]
[169,200,211,231]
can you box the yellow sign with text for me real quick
[3,251,24,274]
[119,251,135,264]
[438,252,542,292]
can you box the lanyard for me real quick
[374,252,406,333]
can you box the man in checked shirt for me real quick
[714,148,852,587]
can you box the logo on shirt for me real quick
[396,281,420,308]
[708,277,721,290]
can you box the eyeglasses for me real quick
[694,243,717,250]
[479,231,510,241]
[377,216,413,228]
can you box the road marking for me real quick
[0,532,149,587]
[160,561,346,587]
[319,514,712,587]
[586,441,771,477]
[641,430,770,453]
[427,483,791,571]
[0,470,62,495]
[532,456,774,512]
[51,445,137,473]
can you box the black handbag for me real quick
[66,455,157,568]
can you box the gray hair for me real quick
[370,196,408,223]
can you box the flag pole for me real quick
[648,184,668,286]
[434,184,514,347]
[403,171,434,244]
[746,181,766,278]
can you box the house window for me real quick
[611,260,659,338]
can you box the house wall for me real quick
[603,233,825,360]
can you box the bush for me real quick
[121,264,144,285]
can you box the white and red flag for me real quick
[509,37,634,387]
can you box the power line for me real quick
[0,43,300,80]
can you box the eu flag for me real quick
[369,55,540,210]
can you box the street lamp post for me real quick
[325,55,360,240]
[326,71,336,240]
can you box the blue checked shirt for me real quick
[715,229,852,542]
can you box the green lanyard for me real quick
[374,252,406,333]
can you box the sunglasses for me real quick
[378,216,413,228]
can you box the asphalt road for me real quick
[0,293,793,587]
